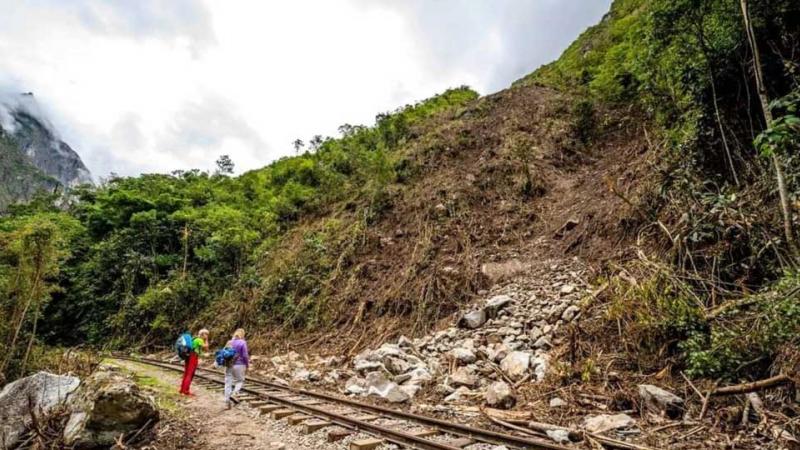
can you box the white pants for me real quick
[224,365,246,403]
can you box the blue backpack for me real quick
[215,347,237,367]
[175,333,193,360]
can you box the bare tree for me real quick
[739,0,797,256]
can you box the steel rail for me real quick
[115,356,571,450]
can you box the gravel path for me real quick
[112,359,379,450]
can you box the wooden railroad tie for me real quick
[350,414,379,422]
[327,429,353,442]
[270,409,296,419]
[287,414,310,425]
[411,429,438,437]
[349,438,384,450]
[441,437,475,448]
[303,420,331,434]
[259,404,282,413]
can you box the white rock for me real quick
[444,386,472,403]
[384,357,411,375]
[345,376,367,395]
[486,295,513,314]
[451,366,479,388]
[365,372,410,403]
[533,336,551,350]
[638,384,684,418]
[583,414,636,433]
[405,367,433,385]
[561,305,580,321]
[549,397,566,408]
[560,284,576,294]
[485,381,516,409]
[398,336,414,348]
[532,356,548,381]
[450,348,477,365]
[353,359,384,373]
[500,351,531,381]
[546,429,572,444]
[458,309,488,329]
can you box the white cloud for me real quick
[0,0,611,177]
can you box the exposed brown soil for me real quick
[240,83,654,357]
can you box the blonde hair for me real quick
[233,328,245,339]
[198,328,209,337]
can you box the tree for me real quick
[215,155,235,175]
[739,0,797,257]
[309,135,324,151]
[292,139,305,154]
[0,214,80,377]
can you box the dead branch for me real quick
[711,374,793,396]
[699,381,719,420]
[585,432,658,450]
[481,412,573,450]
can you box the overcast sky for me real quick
[0,0,611,177]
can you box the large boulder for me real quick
[63,369,159,448]
[638,384,684,419]
[0,372,80,449]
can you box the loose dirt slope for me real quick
[242,83,652,354]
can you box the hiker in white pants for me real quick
[224,328,250,409]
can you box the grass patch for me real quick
[105,360,184,416]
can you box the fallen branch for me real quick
[711,374,793,396]
[585,432,657,450]
[494,411,652,450]
[505,419,582,442]
[698,381,719,420]
[124,418,153,445]
[481,412,573,450]
[513,373,532,389]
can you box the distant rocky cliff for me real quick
[0,93,92,209]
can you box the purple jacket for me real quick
[229,338,250,367]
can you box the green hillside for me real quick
[2,0,800,390]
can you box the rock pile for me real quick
[341,258,588,406]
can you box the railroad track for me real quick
[114,356,572,450]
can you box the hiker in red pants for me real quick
[180,328,209,395]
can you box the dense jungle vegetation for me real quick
[0,87,478,378]
[519,0,800,379]
[1,0,799,383]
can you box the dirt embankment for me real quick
[245,83,653,356]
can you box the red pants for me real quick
[180,353,198,394]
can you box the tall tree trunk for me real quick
[0,268,42,373]
[739,0,797,257]
[19,305,40,377]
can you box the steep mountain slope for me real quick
[0,94,92,209]
[0,131,60,208]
